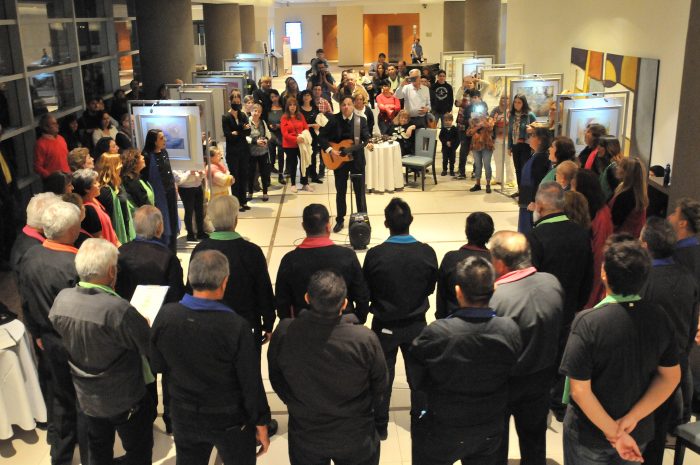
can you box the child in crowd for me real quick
[556,159,578,190]
[205,146,235,199]
[174,167,206,241]
[392,110,416,157]
[439,113,459,176]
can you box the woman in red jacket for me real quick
[280,97,311,193]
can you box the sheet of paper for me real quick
[130,285,169,326]
[0,328,17,350]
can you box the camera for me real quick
[408,76,417,83]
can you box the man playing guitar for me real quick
[319,96,373,233]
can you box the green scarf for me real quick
[109,186,135,244]
[140,180,155,206]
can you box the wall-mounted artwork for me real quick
[567,106,622,152]
[481,67,525,112]
[139,115,189,157]
[570,47,659,166]
[510,79,561,123]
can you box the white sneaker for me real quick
[290,185,298,193]
[302,184,314,192]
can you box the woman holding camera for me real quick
[466,94,494,193]
[247,103,272,202]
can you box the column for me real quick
[464,0,501,58]
[240,5,256,53]
[443,1,465,52]
[135,0,195,98]
[669,0,700,206]
[337,6,364,66]
[203,3,242,71]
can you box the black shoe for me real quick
[318,172,325,179]
[186,233,196,242]
[243,205,251,211]
[278,176,286,185]
[470,184,481,192]
[510,191,519,199]
[450,171,455,177]
[485,185,492,193]
[456,174,467,180]
[312,178,323,184]
[267,419,279,438]
[377,426,388,441]
[440,170,447,176]
[333,220,344,233]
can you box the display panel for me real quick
[480,67,524,112]
[510,78,561,123]
[566,106,622,152]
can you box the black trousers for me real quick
[334,163,366,221]
[498,367,555,465]
[307,139,325,180]
[511,142,532,188]
[288,422,379,465]
[42,333,90,465]
[372,319,426,431]
[227,151,250,207]
[85,394,154,465]
[412,415,502,465]
[248,155,271,194]
[178,186,204,236]
[269,133,284,173]
[378,119,393,136]
[442,147,457,173]
[458,133,472,176]
[171,408,256,465]
[165,189,179,253]
[284,147,308,185]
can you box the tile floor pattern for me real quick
[1,66,695,465]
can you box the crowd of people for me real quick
[7,172,700,465]
[3,48,698,465]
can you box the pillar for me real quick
[135,0,194,98]
[669,0,700,206]
[443,1,465,52]
[337,6,364,66]
[203,3,242,71]
[464,0,501,58]
[240,5,256,53]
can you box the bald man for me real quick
[489,231,564,465]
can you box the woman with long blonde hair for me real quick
[609,156,648,237]
[96,152,134,243]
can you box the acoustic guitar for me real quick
[322,139,359,171]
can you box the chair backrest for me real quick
[414,127,437,160]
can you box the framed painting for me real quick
[510,79,561,123]
[481,67,524,111]
[567,106,622,152]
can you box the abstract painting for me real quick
[481,67,525,113]
[570,47,659,166]
[139,115,190,159]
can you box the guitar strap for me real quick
[353,114,361,146]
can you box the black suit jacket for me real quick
[318,113,370,171]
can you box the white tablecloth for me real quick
[0,319,47,439]
[365,142,404,193]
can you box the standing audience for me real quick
[35,114,70,179]
[223,90,252,211]
[609,156,648,237]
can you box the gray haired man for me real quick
[50,238,153,465]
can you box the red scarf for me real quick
[43,240,78,254]
[584,147,599,170]
[84,198,119,245]
[495,266,537,285]
[298,236,334,249]
[22,225,45,243]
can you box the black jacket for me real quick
[122,177,151,209]
[528,214,593,323]
[318,113,370,171]
[268,311,388,445]
[439,126,460,153]
[362,238,438,326]
[276,243,370,323]
[222,111,251,159]
[151,299,271,427]
[411,308,522,428]
[190,237,276,333]
[116,239,185,303]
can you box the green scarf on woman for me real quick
[109,185,135,244]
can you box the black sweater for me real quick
[528,214,593,324]
[430,82,454,115]
[116,239,185,303]
[436,246,491,319]
[362,239,438,326]
[190,237,275,333]
[439,126,460,153]
[276,244,370,322]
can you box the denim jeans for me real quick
[473,149,493,182]
[458,133,472,176]
[564,420,647,465]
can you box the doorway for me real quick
[388,26,403,63]
[322,15,338,61]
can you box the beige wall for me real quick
[274,5,338,65]
[506,0,691,167]
[337,6,364,65]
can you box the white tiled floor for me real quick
[0,66,694,465]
